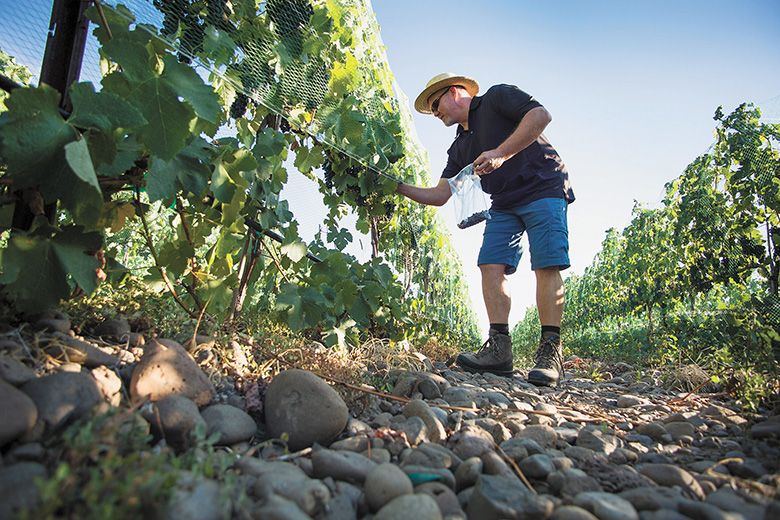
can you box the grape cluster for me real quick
[322,161,335,190]
[384,201,395,218]
[230,93,249,119]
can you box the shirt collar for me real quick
[456,95,483,136]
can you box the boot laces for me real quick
[535,336,564,373]
[475,333,501,359]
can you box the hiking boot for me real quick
[528,335,564,387]
[456,329,513,377]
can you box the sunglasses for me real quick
[430,87,450,113]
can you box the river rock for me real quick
[664,421,695,440]
[130,339,215,406]
[548,468,602,500]
[91,366,123,406]
[265,369,348,450]
[455,457,483,491]
[364,462,413,511]
[0,379,38,447]
[312,448,377,483]
[21,371,101,431]
[572,491,639,520]
[637,464,704,499]
[166,473,223,520]
[200,404,256,444]
[375,493,442,520]
[617,395,649,408]
[450,424,495,458]
[467,474,554,519]
[416,481,463,517]
[750,415,780,439]
[253,494,312,520]
[0,354,35,385]
[45,332,120,367]
[403,399,446,443]
[144,394,206,451]
[519,453,556,480]
[550,506,600,520]
[93,318,131,340]
[0,462,47,518]
[514,424,558,449]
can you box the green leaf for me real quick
[64,139,101,192]
[281,241,308,263]
[101,37,155,83]
[0,224,101,311]
[329,51,360,97]
[68,82,147,133]
[294,144,324,174]
[161,55,221,125]
[128,77,196,160]
[253,128,287,159]
[147,138,213,201]
[0,86,77,191]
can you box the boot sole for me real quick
[456,359,514,378]
[527,373,560,387]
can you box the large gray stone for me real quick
[547,468,602,500]
[0,462,47,518]
[637,464,704,499]
[165,474,224,520]
[311,448,377,483]
[44,332,120,367]
[21,371,101,431]
[375,493,442,520]
[0,354,35,385]
[550,506,600,520]
[130,339,215,406]
[450,424,495,459]
[0,378,37,447]
[364,462,413,511]
[514,425,558,449]
[572,491,639,520]
[144,394,206,451]
[200,404,256,445]
[466,474,554,519]
[403,399,446,443]
[265,369,348,450]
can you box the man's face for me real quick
[429,87,457,127]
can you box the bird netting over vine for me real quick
[101,0,422,176]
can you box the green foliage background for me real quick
[0,1,481,350]
[513,104,780,407]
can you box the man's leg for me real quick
[456,263,514,376]
[481,263,511,324]
[528,267,566,386]
[535,267,563,327]
[520,198,569,387]
[456,210,522,377]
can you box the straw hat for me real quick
[414,73,480,114]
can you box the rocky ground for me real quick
[1,313,779,519]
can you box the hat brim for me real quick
[414,76,479,114]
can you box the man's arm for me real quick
[396,178,452,207]
[473,106,552,175]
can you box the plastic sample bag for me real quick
[448,164,491,229]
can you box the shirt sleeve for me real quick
[492,84,542,122]
[441,141,463,179]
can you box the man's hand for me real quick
[473,149,507,175]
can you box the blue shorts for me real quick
[478,197,570,274]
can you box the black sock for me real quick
[541,325,560,339]
[490,323,509,335]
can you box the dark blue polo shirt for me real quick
[441,84,575,210]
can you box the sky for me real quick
[370,0,780,332]
[2,0,779,336]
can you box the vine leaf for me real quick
[0,86,77,192]
[68,82,147,133]
[161,55,222,127]
[0,223,101,311]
